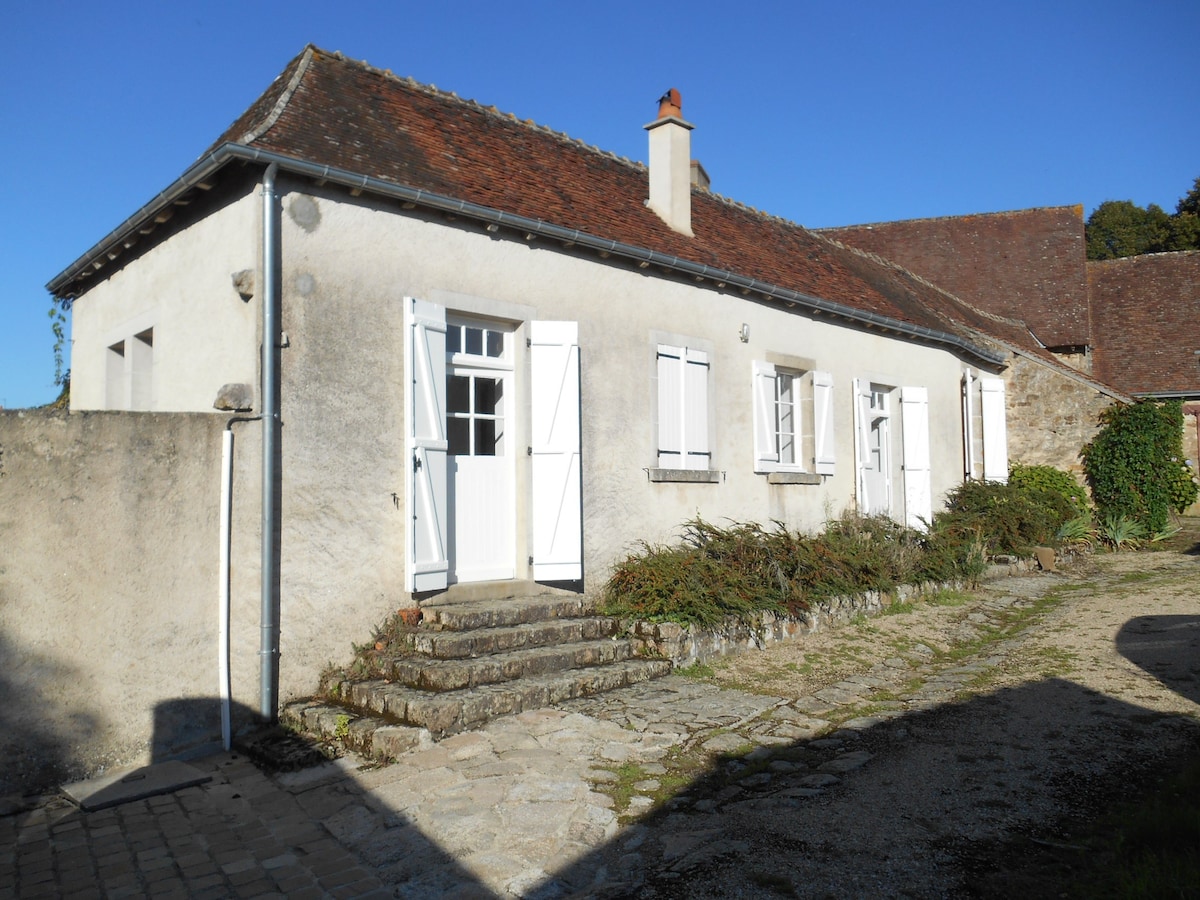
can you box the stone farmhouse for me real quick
[821,210,1199,476]
[2,45,1133,781]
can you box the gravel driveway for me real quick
[558,546,1200,898]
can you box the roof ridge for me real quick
[310,46,646,171]
[814,204,1085,232]
[307,47,821,230]
[241,45,316,144]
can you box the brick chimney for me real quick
[645,88,694,236]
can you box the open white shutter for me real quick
[657,346,684,468]
[853,378,870,509]
[752,361,778,471]
[813,370,836,475]
[684,348,710,469]
[980,378,1008,482]
[531,321,583,582]
[962,372,976,479]
[900,386,932,530]
[405,298,449,592]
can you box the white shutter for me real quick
[657,346,684,468]
[813,370,835,475]
[405,298,449,592]
[900,386,932,530]
[531,321,583,582]
[684,348,709,470]
[962,372,975,479]
[752,361,778,471]
[980,377,1009,482]
[853,378,870,509]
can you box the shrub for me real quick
[1008,463,1090,516]
[934,479,1075,557]
[600,513,987,627]
[1082,400,1197,533]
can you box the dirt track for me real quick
[623,545,1200,898]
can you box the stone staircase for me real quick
[283,593,672,760]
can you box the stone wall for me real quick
[1003,352,1119,477]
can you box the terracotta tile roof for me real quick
[56,44,1085,374]
[819,207,1092,349]
[1089,252,1200,396]
[202,46,1019,355]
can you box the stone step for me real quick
[330,657,673,737]
[382,637,640,691]
[281,700,433,761]
[398,615,623,659]
[420,594,595,631]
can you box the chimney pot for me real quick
[657,88,683,119]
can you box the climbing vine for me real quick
[1081,400,1198,534]
[48,299,70,408]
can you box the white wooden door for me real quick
[405,298,449,592]
[446,319,515,583]
[530,321,582,581]
[855,380,892,516]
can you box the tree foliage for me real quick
[1081,400,1197,533]
[1085,176,1200,259]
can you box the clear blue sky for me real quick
[3,0,1197,408]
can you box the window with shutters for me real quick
[753,362,836,476]
[656,343,711,471]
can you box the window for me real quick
[753,363,835,474]
[445,319,509,458]
[105,327,153,410]
[656,344,710,470]
[447,373,504,456]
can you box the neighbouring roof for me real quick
[819,206,1092,349]
[1089,251,1200,397]
[51,45,1061,368]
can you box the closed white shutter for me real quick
[531,321,583,582]
[684,348,710,469]
[980,377,1009,482]
[657,345,684,468]
[900,386,932,530]
[405,298,449,592]
[752,360,778,470]
[813,370,835,475]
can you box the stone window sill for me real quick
[648,468,722,483]
[765,471,822,485]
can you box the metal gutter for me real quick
[1132,390,1200,400]
[46,143,1006,368]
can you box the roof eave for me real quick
[49,143,1006,368]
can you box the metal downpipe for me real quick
[260,163,282,722]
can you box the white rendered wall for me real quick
[272,187,975,602]
[69,192,259,412]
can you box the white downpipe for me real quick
[218,428,234,750]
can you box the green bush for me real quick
[1008,463,1090,516]
[600,514,987,627]
[1082,400,1197,533]
[934,479,1075,557]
